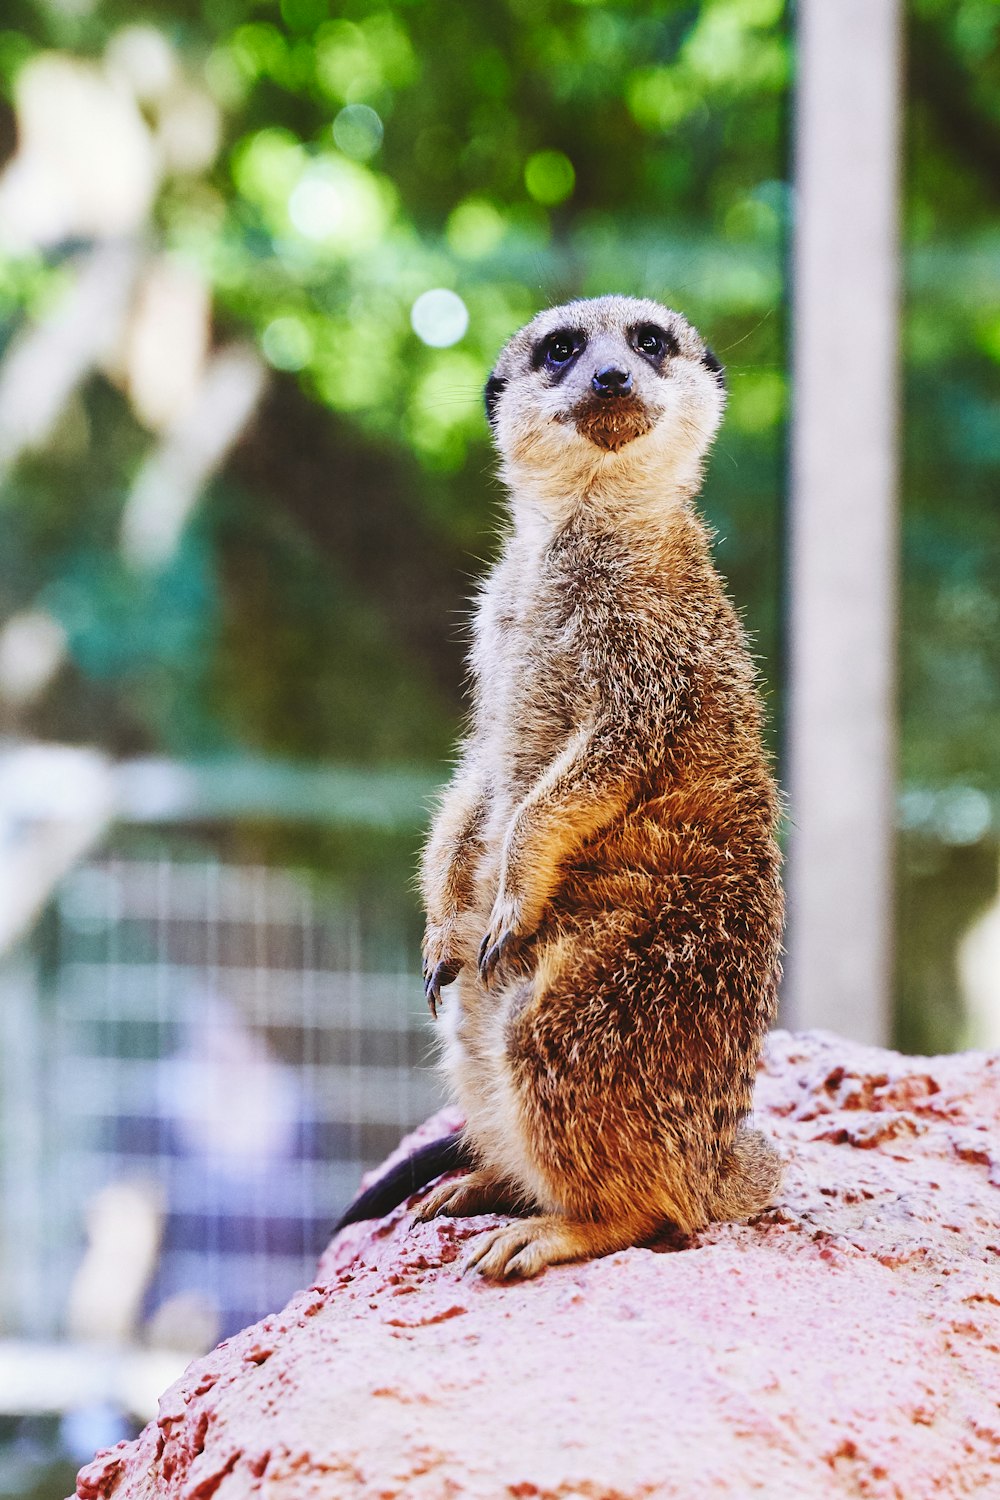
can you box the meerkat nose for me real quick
[592,365,633,398]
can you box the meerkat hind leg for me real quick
[415,1169,524,1222]
[465,1213,651,1281]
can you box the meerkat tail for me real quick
[708,1126,783,1224]
[332,1130,472,1234]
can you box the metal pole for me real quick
[784,0,903,1043]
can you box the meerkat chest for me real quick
[474,563,590,782]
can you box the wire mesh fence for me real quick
[0,851,442,1348]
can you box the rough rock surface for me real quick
[76,1030,1000,1500]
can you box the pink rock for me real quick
[74,1031,1000,1499]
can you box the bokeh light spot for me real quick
[411,289,469,348]
[524,150,575,206]
[333,104,383,161]
[261,316,313,371]
[627,68,698,133]
[446,199,506,259]
[286,158,393,252]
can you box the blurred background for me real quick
[0,0,996,1489]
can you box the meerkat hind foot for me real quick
[465,1214,645,1281]
[710,1127,783,1223]
[415,1170,522,1222]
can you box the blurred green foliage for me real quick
[0,0,996,1040]
[0,0,791,760]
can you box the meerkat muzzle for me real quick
[571,393,654,451]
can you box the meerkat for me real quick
[337,295,784,1279]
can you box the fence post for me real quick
[784,0,903,1043]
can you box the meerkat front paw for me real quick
[478,892,536,985]
[422,921,464,1017]
[465,1215,641,1281]
[464,1218,572,1280]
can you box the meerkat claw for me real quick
[477,932,495,982]
[425,957,461,1016]
[478,930,515,985]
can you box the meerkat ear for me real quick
[484,371,507,428]
[701,347,726,389]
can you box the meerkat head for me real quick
[485,295,726,512]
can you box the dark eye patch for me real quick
[701,347,726,388]
[531,327,586,378]
[484,372,507,427]
[630,323,679,365]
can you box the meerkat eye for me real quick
[631,324,679,363]
[535,329,584,373]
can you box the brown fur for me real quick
[419,296,784,1279]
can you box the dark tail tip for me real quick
[331,1130,471,1235]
